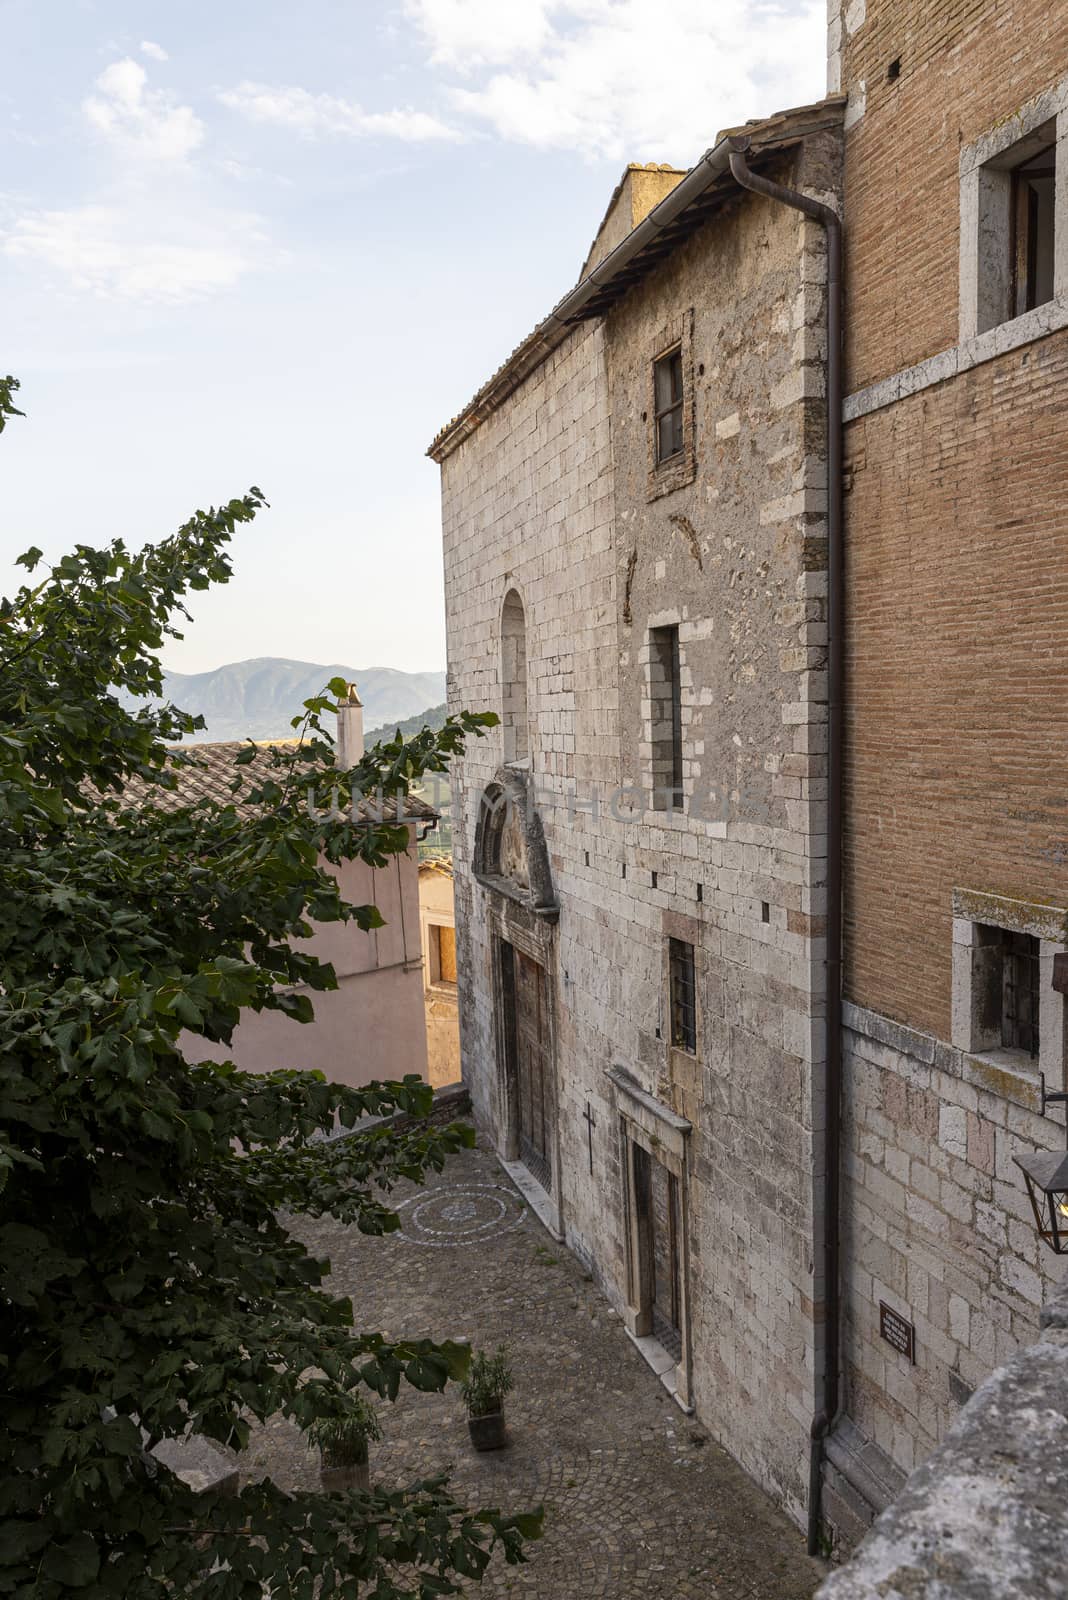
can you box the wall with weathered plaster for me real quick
[439,131,842,1525]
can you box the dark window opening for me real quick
[669,937,697,1055]
[654,346,684,463]
[887,57,901,81]
[1012,142,1056,317]
[1003,930,1041,1058]
[649,624,683,811]
[761,901,771,923]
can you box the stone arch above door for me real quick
[473,766,558,922]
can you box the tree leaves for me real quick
[0,393,528,1598]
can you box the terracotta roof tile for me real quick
[118,741,439,825]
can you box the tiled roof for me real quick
[118,741,439,825]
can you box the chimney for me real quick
[336,682,364,768]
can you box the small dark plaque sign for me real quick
[1053,952,1068,995]
[879,1301,915,1364]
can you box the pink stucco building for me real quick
[130,691,438,1089]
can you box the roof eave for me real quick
[427,94,846,465]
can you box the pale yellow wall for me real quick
[580,164,687,279]
[419,865,461,1089]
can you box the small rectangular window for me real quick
[430,923,457,986]
[654,347,684,463]
[969,121,1057,335]
[648,624,683,811]
[669,937,696,1055]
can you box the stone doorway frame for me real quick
[608,1065,693,1410]
[488,899,563,1240]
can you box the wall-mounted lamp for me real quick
[1014,1075,1068,1254]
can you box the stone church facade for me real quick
[431,101,845,1527]
[431,0,1068,1554]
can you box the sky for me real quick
[2,0,827,674]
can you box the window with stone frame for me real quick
[648,624,683,812]
[646,309,696,500]
[653,346,684,463]
[501,588,530,765]
[951,890,1068,1089]
[668,937,697,1055]
[960,92,1064,340]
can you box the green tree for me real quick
[0,376,540,1597]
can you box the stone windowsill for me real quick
[961,1047,1045,1112]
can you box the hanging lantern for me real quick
[1014,1148,1068,1254]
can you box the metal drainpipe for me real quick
[727,136,844,1557]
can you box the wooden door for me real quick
[512,948,552,1192]
[649,1158,682,1361]
[633,1143,682,1362]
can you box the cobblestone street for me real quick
[250,1141,826,1598]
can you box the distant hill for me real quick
[126,658,446,744]
[388,702,447,740]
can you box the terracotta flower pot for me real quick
[319,1439,370,1492]
[467,1408,507,1451]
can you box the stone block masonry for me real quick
[436,125,844,1531]
[818,1272,1068,1599]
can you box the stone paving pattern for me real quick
[247,1143,825,1598]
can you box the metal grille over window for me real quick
[1003,931,1041,1058]
[649,624,683,812]
[654,347,684,462]
[1012,142,1055,317]
[669,938,697,1055]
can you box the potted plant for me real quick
[461,1346,513,1451]
[308,1396,382,1492]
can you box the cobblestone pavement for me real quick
[249,1142,826,1599]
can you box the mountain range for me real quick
[130,658,447,744]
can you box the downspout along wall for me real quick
[728,137,845,1555]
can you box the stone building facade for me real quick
[431,102,845,1525]
[432,0,1068,1553]
[821,0,1068,1548]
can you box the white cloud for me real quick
[402,0,559,68]
[140,40,169,63]
[2,203,263,303]
[218,81,461,142]
[85,57,204,162]
[410,0,826,163]
[3,58,265,304]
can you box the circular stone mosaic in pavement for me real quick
[249,1144,825,1600]
[392,1181,528,1247]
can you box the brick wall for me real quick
[839,0,1068,390]
[844,339,1068,1039]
